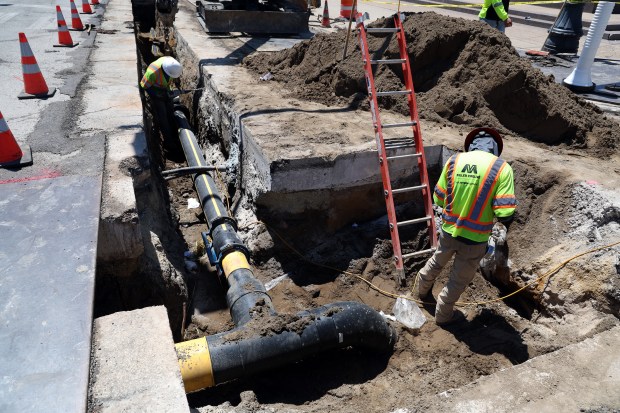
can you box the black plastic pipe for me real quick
[207,301,397,385]
[172,108,396,392]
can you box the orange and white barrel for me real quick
[340,0,354,19]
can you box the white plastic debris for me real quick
[379,311,397,322]
[259,72,273,81]
[187,198,200,209]
[393,297,426,329]
[265,274,289,291]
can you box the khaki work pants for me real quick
[417,231,487,324]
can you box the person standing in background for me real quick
[479,0,512,33]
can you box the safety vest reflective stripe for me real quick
[434,185,446,202]
[468,158,506,221]
[492,1,503,7]
[140,61,168,90]
[441,212,494,233]
[444,154,459,214]
[493,194,517,208]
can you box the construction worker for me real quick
[139,56,182,98]
[415,127,517,326]
[139,56,183,157]
[479,0,512,33]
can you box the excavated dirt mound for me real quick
[244,12,620,156]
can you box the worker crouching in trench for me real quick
[139,56,183,160]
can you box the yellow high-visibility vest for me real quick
[139,57,171,91]
[479,0,509,21]
[434,150,516,243]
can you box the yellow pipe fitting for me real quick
[221,250,251,278]
[175,337,215,392]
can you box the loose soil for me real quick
[244,12,620,157]
[155,11,620,413]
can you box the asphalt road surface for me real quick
[0,0,104,181]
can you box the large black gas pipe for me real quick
[172,108,397,393]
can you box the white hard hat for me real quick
[161,57,182,78]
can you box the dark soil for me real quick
[244,12,620,157]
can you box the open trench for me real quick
[93,3,620,411]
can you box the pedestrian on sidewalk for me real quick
[479,0,512,33]
[415,127,517,326]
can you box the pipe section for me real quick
[172,109,396,393]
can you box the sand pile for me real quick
[244,12,619,156]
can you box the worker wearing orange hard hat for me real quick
[415,127,517,326]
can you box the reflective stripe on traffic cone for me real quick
[54,6,79,47]
[322,0,331,28]
[69,0,85,30]
[81,0,94,14]
[0,111,33,168]
[18,33,56,99]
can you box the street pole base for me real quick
[563,80,596,92]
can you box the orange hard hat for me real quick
[464,127,503,155]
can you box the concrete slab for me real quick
[79,0,149,265]
[0,175,101,412]
[432,326,620,412]
[175,2,446,228]
[88,306,189,413]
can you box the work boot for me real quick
[436,310,466,327]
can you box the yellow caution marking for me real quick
[183,129,227,231]
[221,250,251,278]
[175,337,215,392]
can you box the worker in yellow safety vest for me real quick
[415,127,517,326]
[479,0,512,33]
[139,56,183,155]
[139,56,182,98]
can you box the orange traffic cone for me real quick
[54,6,79,47]
[69,0,85,30]
[0,111,33,168]
[81,0,94,14]
[18,33,56,100]
[322,0,331,27]
[92,0,100,4]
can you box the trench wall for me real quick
[173,12,450,230]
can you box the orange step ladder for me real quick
[356,13,437,286]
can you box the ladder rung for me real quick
[370,59,405,65]
[397,216,432,227]
[380,121,417,129]
[392,184,426,194]
[402,248,436,260]
[386,153,422,160]
[375,90,412,97]
[366,27,400,33]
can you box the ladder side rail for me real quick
[394,13,438,248]
[357,20,406,275]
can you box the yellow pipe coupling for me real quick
[221,250,250,278]
[175,336,215,392]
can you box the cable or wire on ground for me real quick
[240,220,620,308]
